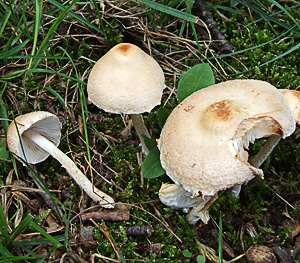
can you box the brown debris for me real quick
[246,245,277,263]
[79,203,131,222]
[60,252,89,263]
[150,243,165,259]
[79,226,97,249]
[123,225,154,238]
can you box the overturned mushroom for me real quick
[159,79,296,224]
[87,43,165,154]
[7,111,114,208]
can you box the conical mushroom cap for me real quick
[87,43,165,114]
[7,111,61,164]
[159,79,295,197]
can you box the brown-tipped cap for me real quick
[87,43,165,114]
[7,111,61,164]
[159,79,295,197]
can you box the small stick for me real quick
[211,229,235,258]
[78,203,131,222]
[195,0,235,54]
[91,220,123,263]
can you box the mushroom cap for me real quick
[280,89,300,124]
[7,111,61,164]
[159,183,200,209]
[87,43,165,114]
[159,79,295,197]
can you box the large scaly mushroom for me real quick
[87,43,165,154]
[158,80,297,224]
[7,111,114,208]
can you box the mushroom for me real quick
[249,89,300,171]
[87,43,165,155]
[7,111,114,208]
[280,89,300,124]
[158,79,297,224]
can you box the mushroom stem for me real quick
[230,135,282,197]
[130,114,151,155]
[251,135,281,168]
[186,194,218,225]
[23,129,114,208]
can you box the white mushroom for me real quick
[158,79,296,224]
[7,111,114,208]
[280,89,300,124]
[247,89,300,171]
[87,43,165,155]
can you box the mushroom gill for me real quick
[232,116,283,163]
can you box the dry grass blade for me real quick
[196,238,228,263]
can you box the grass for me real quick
[0,0,300,262]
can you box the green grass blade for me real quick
[258,41,300,68]
[4,55,69,60]
[31,0,79,68]
[0,255,40,261]
[0,204,9,239]
[0,39,29,60]
[16,234,65,246]
[266,0,300,30]
[10,214,33,241]
[47,0,103,34]
[55,46,93,163]
[28,0,43,69]
[0,68,86,84]
[44,86,66,109]
[218,212,223,263]
[200,24,296,61]
[0,241,12,263]
[0,4,11,39]
[16,243,39,258]
[131,0,198,23]
[207,4,243,15]
[251,4,300,26]
[4,0,31,38]
[218,40,300,78]
[0,85,9,135]
[55,46,115,155]
[36,245,61,263]
[64,203,72,248]
[30,222,63,247]
[9,153,66,221]
[238,1,300,35]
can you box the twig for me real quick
[78,203,131,222]
[91,219,124,263]
[211,229,235,258]
[91,253,119,263]
[195,0,234,54]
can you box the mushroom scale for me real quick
[159,79,296,224]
